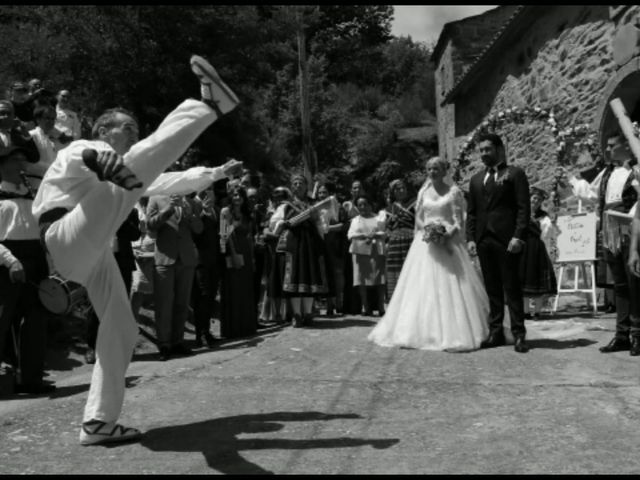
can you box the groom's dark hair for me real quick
[477,132,504,149]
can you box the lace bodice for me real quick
[415,185,466,239]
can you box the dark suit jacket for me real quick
[114,209,141,275]
[146,195,203,267]
[467,164,530,246]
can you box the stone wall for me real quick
[435,40,455,164]
[453,5,616,192]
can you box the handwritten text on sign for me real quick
[555,213,597,263]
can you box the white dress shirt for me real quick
[569,165,638,206]
[27,126,67,191]
[0,130,11,148]
[32,139,230,220]
[55,105,82,140]
[0,180,40,267]
[605,166,632,205]
[483,162,505,185]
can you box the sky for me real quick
[391,5,498,44]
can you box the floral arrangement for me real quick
[452,105,599,183]
[423,221,454,254]
[423,222,447,244]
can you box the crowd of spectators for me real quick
[0,75,427,397]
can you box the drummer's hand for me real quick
[9,260,25,283]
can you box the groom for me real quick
[466,133,531,353]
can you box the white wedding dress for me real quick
[368,184,490,351]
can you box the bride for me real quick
[368,156,490,351]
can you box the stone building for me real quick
[432,5,640,189]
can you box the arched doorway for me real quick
[596,58,640,152]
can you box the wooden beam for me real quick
[609,97,640,161]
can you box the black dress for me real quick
[519,209,558,296]
[220,217,257,338]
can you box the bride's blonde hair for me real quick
[418,156,450,198]
[425,156,449,174]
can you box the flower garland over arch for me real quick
[452,106,599,183]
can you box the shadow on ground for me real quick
[310,318,378,330]
[45,347,84,372]
[528,338,598,350]
[136,411,399,474]
[132,332,274,362]
[5,375,143,401]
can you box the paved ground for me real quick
[1,300,640,474]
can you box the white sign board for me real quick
[555,212,597,263]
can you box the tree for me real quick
[0,5,438,200]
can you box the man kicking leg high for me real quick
[32,55,242,446]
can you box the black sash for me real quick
[38,207,69,250]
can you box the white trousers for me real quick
[45,99,216,423]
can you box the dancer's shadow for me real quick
[139,411,399,474]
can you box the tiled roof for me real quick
[431,6,504,64]
[442,5,541,105]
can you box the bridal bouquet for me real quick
[423,221,453,254]
[422,222,447,244]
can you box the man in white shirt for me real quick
[569,132,640,355]
[0,146,53,396]
[32,55,243,446]
[55,89,82,140]
[28,104,73,191]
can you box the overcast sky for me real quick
[391,5,498,44]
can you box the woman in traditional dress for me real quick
[348,195,387,316]
[520,186,559,318]
[385,179,416,299]
[272,174,329,327]
[219,183,257,338]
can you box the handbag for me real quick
[350,238,372,255]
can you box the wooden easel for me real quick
[552,260,598,315]
[552,201,599,315]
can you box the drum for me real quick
[38,275,88,315]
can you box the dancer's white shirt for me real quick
[33,139,227,220]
